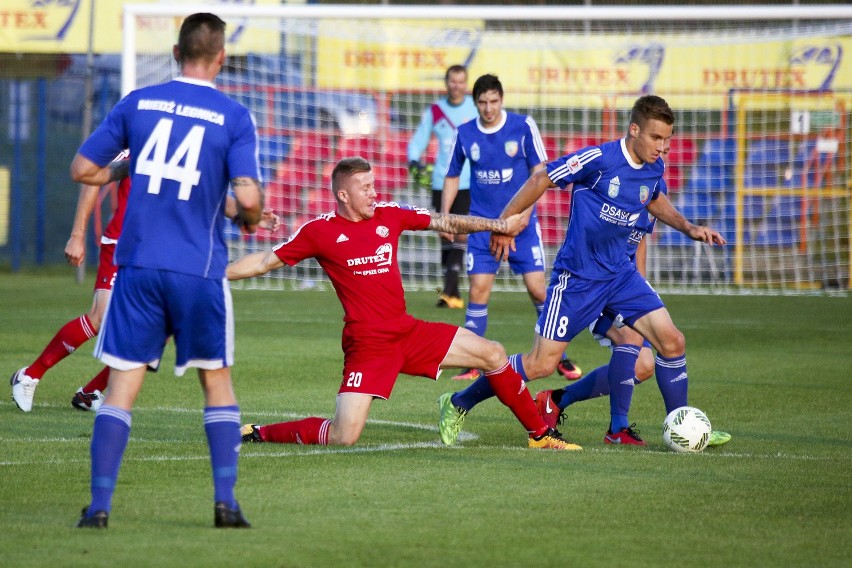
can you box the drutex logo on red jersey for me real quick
[346,243,393,276]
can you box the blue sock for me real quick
[655,354,688,413]
[204,405,241,509]
[608,345,640,432]
[464,303,488,337]
[508,353,528,381]
[452,375,495,412]
[89,405,131,515]
[557,364,611,409]
[451,353,528,412]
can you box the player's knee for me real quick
[328,426,361,446]
[480,340,507,370]
[635,352,655,381]
[657,330,686,358]
[86,310,103,332]
[525,285,546,304]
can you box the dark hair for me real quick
[177,13,226,64]
[629,95,674,129]
[445,65,467,82]
[472,74,503,101]
[332,157,372,191]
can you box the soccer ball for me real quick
[662,406,712,452]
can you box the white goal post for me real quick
[122,4,852,295]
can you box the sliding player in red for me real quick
[229,157,580,450]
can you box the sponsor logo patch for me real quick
[566,155,582,174]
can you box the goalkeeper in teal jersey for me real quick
[407,65,477,309]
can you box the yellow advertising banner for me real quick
[0,0,280,54]
[317,19,485,90]
[318,23,852,110]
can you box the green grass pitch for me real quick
[1,271,849,567]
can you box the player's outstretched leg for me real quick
[14,314,98,412]
[242,418,331,445]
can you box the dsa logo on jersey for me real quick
[470,143,481,161]
[639,185,650,204]
[504,140,518,157]
[600,203,641,227]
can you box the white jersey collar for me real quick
[477,110,507,134]
[620,138,644,170]
[175,76,217,90]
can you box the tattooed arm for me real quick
[427,212,525,236]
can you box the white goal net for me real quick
[123,4,852,295]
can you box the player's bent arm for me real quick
[647,193,726,245]
[226,249,284,281]
[70,154,128,187]
[65,184,101,267]
[500,169,555,219]
[428,212,524,236]
[230,177,264,234]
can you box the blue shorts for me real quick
[95,266,234,376]
[467,221,545,275]
[589,308,653,349]
[536,267,664,343]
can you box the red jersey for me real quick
[102,150,131,243]
[273,203,432,324]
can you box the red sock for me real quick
[259,417,330,445]
[484,361,549,438]
[26,315,97,379]
[83,367,110,394]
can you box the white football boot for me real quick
[10,368,40,412]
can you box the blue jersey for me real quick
[626,177,667,263]
[407,95,477,190]
[446,110,547,221]
[548,139,662,280]
[79,77,261,279]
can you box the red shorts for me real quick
[94,243,118,292]
[338,315,459,400]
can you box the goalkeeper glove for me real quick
[408,161,432,190]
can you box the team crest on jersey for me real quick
[470,143,480,161]
[608,176,621,198]
[376,226,389,238]
[639,185,650,203]
[504,140,518,157]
